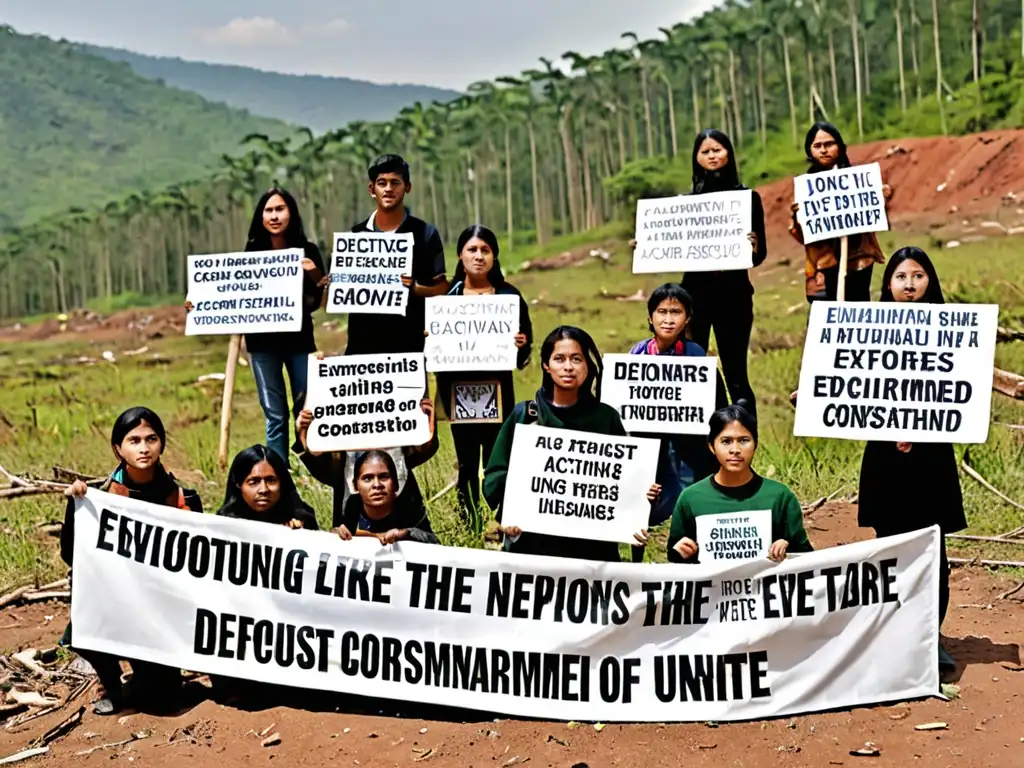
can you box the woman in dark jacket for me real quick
[61,407,202,716]
[433,225,533,533]
[217,444,318,530]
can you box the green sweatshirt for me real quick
[667,474,812,563]
[483,389,628,562]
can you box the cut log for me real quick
[5,690,58,709]
[11,650,51,680]
[994,368,1024,399]
[0,747,49,766]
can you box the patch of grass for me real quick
[0,233,1022,588]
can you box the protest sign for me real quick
[305,353,431,452]
[72,489,939,722]
[499,424,659,544]
[633,190,752,274]
[423,295,520,372]
[327,232,415,316]
[696,510,772,562]
[601,354,717,435]
[185,250,304,336]
[794,301,999,443]
[793,163,889,244]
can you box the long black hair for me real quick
[219,445,310,521]
[452,225,506,288]
[879,246,945,304]
[691,129,742,193]
[540,326,603,399]
[804,122,851,172]
[111,406,167,449]
[245,187,309,251]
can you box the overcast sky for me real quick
[0,0,720,89]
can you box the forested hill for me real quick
[79,45,463,133]
[0,27,293,230]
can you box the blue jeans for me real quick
[249,352,309,462]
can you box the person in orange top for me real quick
[789,122,892,302]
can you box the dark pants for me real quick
[452,423,502,533]
[249,351,309,462]
[689,295,756,418]
[75,647,180,701]
[819,264,875,302]
[874,524,950,624]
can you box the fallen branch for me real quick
[427,480,457,504]
[946,534,1024,545]
[961,454,1024,515]
[993,368,1024,399]
[30,706,84,748]
[997,326,1024,342]
[75,731,149,757]
[0,747,49,766]
[998,581,1024,600]
[950,557,1024,568]
[0,588,31,610]
[5,691,58,709]
[18,592,69,604]
[11,651,51,681]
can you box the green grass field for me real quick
[1,231,1022,590]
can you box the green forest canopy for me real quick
[1,0,1023,319]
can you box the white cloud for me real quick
[199,17,295,46]
[302,18,351,37]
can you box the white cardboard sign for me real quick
[601,354,718,435]
[423,295,519,372]
[793,163,889,244]
[326,232,414,316]
[696,510,772,562]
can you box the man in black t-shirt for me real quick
[345,155,448,355]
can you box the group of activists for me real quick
[62,126,965,716]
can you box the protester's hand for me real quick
[302,257,318,272]
[633,529,649,548]
[296,408,313,443]
[789,390,798,408]
[65,480,88,500]
[400,274,414,289]
[790,201,800,213]
[768,539,789,562]
[317,275,331,289]
[420,398,434,418]
[514,333,528,349]
[314,350,326,361]
[333,525,353,541]
[628,239,637,250]
[673,537,699,559]
[882,184,893,201]
[647,483,662,503]
[287,519,304,529]
[896,442,913,454]
[748,232,759,253]
[381,528,408,545]
[183,301,193,313]
[502,525,522,538]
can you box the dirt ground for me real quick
[1,503,1022,768]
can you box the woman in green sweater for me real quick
[668,403,811,563]
[483,325,657,562]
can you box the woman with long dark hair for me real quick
[682,129,766,417]
[434,225,532,533]
[217,444,318,529]
[858,246,963,675]
[789,122,891,302]
[483,326,657,562]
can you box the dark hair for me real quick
[111,407,167,449]
[452,225,505,288]
[647,283,693,319]
[707,403,759,445]
[221,445,299,514]
[879,247,945,304]
[804,122,851,172]
[540,326,603,399]
[691,129,741,193]
[245,187,309,251]
[368,154,411,184]
[352,450,399,484]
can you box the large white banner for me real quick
[327,232,414,316]
[72,491,939,722]
[500,425,664,544]
[793,163,889,244]
[794,302,998,443]
[601,354,718,435]
[185,250,304,336]
[633,190,752,274]
[305,353,431,452]
[423,295,520,372]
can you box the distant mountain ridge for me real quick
[79,44,462,133]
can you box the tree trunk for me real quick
[527,120,546,245]
[894,0,908,113]
[910,2,923,101]
[640,66,654,155]
[504,124,514,253]
[664,77,678,157]
[931,0,947,134]
[827,28,841,114]
[615,109,627,168]
[757,41,767,148]
[849,0,865,137]
[560,106,582,233]
[727,48,744,146]
[690,72,702,135]
[714,65,729,135]
[862,26,871,94]
[582,128,595,230]
[971,0,981,84]
[782,36,798,147]
[806,48,816,124]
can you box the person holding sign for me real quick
[434,225,533,532]
[668,404,811,564]
[60,407,202,715]
[483,326,658,561]
[857,247,965,673]
[334,450,440,544]
[345,155,448,356]
[295,395,439,537]
[788,122,890,302]
[217,445,319,530]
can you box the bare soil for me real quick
[1,503,1022,768]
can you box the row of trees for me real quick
[1,0,1020,318]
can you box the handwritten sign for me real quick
[424,295,519,372]
[793,163,889,244]
[696,510,772,562]
[633,190,752,274]
[327,232,414,316]
[185,250,303,336]
[794,302,998,443]
[601,354,718,435]
[305,353,431,452]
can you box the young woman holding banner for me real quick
[667,403,811,564]
[857,247,965,674]
[483,326,658,562]
[217,445,319,529]
[61,407,202,715]
[434,225,533,533]
[186,188,325,462]
[788,122,890,303]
